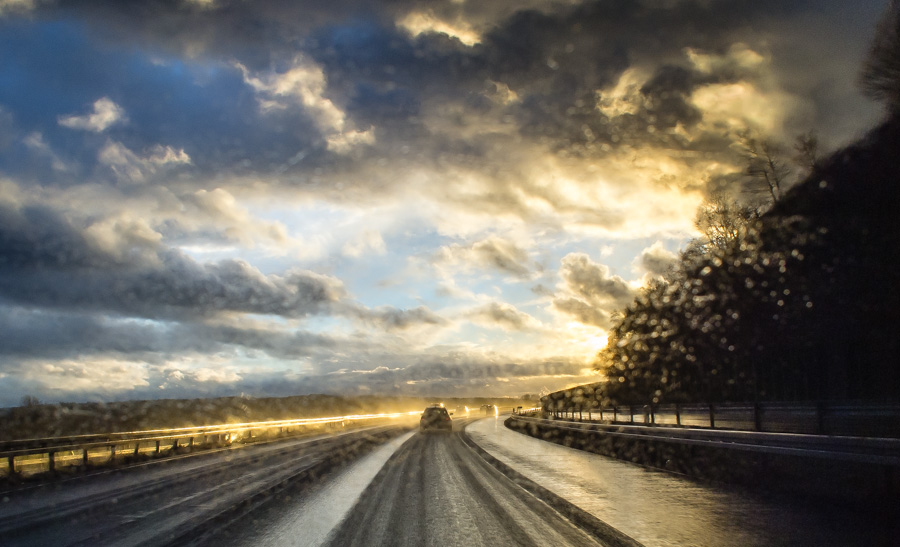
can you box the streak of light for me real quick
[9,411,423,444]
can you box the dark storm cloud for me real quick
[2,0,881,199]
[0,201,345,319]
[0,308,174,359]
[0,305,373,365]
[477,1,790,150]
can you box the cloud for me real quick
[552,297,611,329]
[397,10,481,46]
[173,188,293,249]
[559,252,634,307]
[0,324,594,404]
[342,229,386,257]
[162,365,242,386]
[294,354,591,397]
[0,305,347,363]
[436,236,532,277]
[552,252,636,328]
[5,358,149,397]
[0,0,39,16]
[349,305,447,332]
[637,241,680,279]
[98,140,191,184]
[4,0,878,215]
[468,301,539,331]
[0,200,345,319]
[58,97,127,132]
[238,56,341,122]
[23,132,70,171]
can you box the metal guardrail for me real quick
[511,406,541,415]
[509,415,900,466]
[536,402,900,438]
[0,411,419,477]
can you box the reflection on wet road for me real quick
[467,416,894,547]
[326,424,604,547]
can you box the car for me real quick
[481,404,497,416]
[419,406,452,432]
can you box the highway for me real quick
[323,423,606,547]
[0,415,895,546]
[0,425,408,546]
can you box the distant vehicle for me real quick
[481,404,497,416]
[420,406,452,432]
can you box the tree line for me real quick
[591,4,900,406]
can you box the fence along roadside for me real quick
[1,411,417,478]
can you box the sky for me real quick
[0,0,889,407]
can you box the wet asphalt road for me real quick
[325,425,605,547]
[0,426,406,547]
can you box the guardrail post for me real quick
[188,437,194,448]
[675,404,681,426]
[48,451,55,472]
[83,448,89,466]
[109,444,116,462]
[155,440,161,455]
[134,442,140,457]
[630,405,635,423]
[7,455,14,475]
[816,402,825,435]
[709,404,716,428]
[613,406,617,423]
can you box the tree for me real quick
[793,131,819,174]
[860,1,900,112]
[694,194,759,253]
[740,131,791,204]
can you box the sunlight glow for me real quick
[398,11,481,46]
